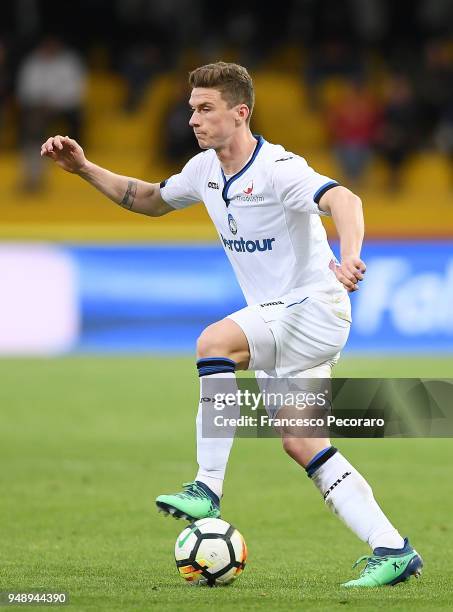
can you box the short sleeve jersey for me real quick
[160,136,343,305]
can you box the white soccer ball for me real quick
[174,518,247,586]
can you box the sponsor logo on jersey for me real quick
[220,233,275,253]
[235,180,264,202]
[228,213,238,235]
[260,301,284,307]
[234,193,265,203]
[243,180,254,195]
[208,181,219,189]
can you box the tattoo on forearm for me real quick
[120,180,137,210]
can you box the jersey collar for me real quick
[221,135,265,207]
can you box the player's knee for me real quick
[197,324,231,359]
[197,320,250,368]
[281,436,301,458]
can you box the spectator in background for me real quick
[162,82,200,168]
[119,42,162,113]
[435,104,453,191]
[0,39,12,145]
[376,74,419,192]
[16,36,86,192]
[326,78,381,186]
[224,11,260,67]
[416,39,453,142]
[305,39,365,109]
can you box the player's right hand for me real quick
[40,135,87,174]
[329,256,366,292]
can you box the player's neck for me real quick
[216,131,257,176]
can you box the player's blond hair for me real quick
[189,62,254,123]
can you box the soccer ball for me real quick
[174,518,247,586]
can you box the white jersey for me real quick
[160,136,344,305]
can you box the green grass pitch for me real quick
[1,356,452,611]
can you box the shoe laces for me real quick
[180,482,208,500]
[352,554,387,576]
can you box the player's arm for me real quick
[41,135,173,217]
[318,186,366,292]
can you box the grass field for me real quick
[1,356,453,611]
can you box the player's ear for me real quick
[236,104,249,125]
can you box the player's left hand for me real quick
[329,256,366,292]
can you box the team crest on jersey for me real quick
[228,213,238,235]
[243,180,254,195]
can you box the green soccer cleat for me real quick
[155,481,221,521]
[342,538,423,587]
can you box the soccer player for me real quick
[41,62,422,587]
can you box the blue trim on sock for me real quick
[197,357,236,363]
[197,357,236,377]
[195,480,220,506]
[306,446,335,477]
[306,447,332,469]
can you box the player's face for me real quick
[189,88,241,149]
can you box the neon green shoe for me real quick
[342,538,423,587]
[155,481,221,521]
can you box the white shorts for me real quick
[228,290,351,378]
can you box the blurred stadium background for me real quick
[1,2,453,608]
[1,0,453,356]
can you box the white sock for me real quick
[310,450,405,550]
[195,372,239,499]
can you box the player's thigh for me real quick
[218,293,350,375]
[272,297,350,377]
[257,360,335,429]
[196,317,251,368]
[227,305,277,372]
